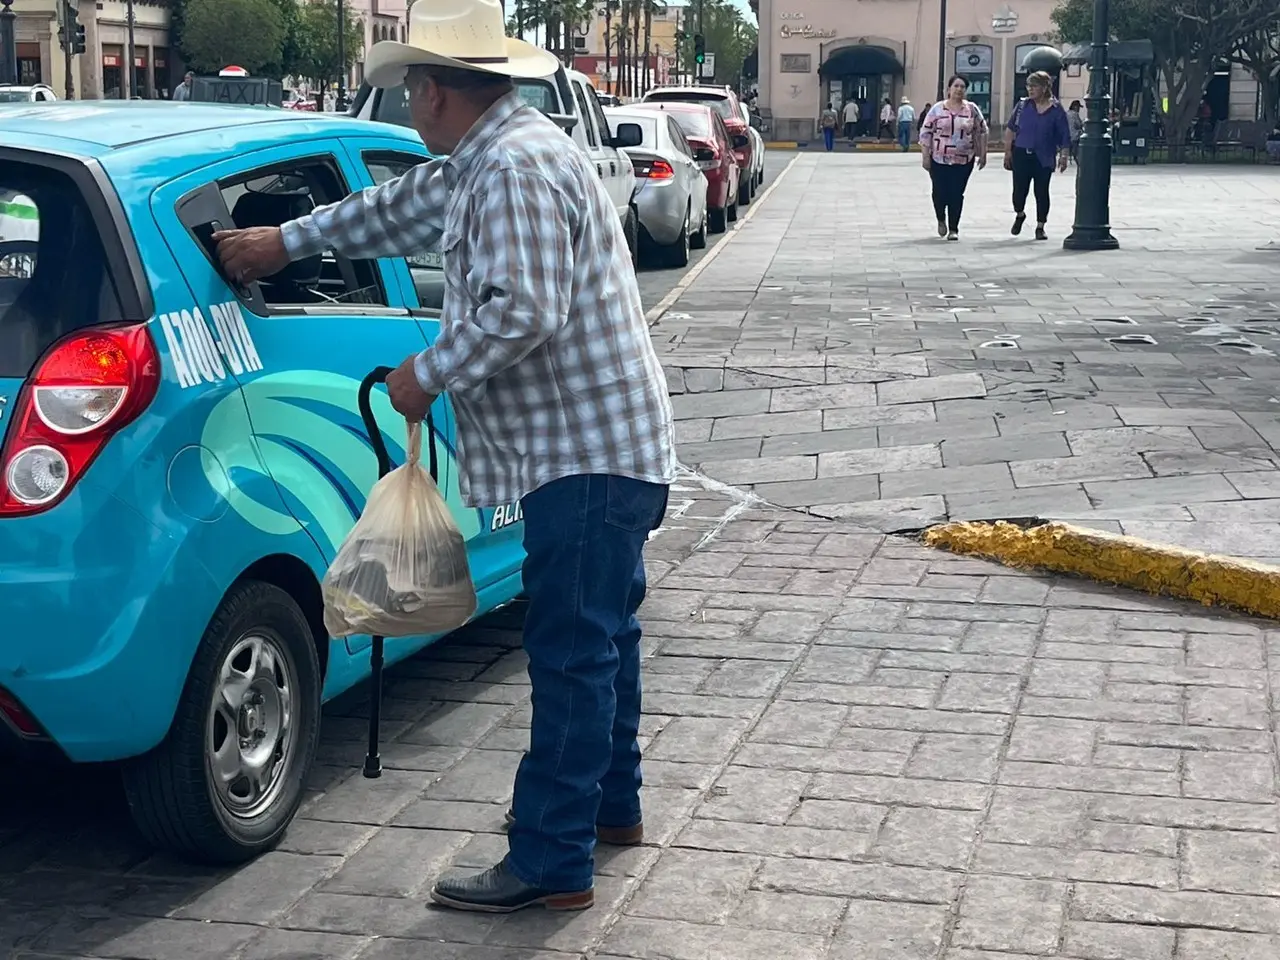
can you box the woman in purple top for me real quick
[1002,71,1072,240]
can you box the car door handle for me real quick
[597,163,604,178]
[610,161,617,176]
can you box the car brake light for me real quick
[0,688,42,737]
[633,158,675,179]
[0,324,160,517]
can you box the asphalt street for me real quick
[5,153,1280,960]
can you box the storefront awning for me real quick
[1061,40,1154,67]
[819,45,905,77]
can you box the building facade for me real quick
[571,2,687,95]
[349,0,407,89]
[11,0,174,99]
[757,0,1088,140]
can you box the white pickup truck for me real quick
[349,67,641,265]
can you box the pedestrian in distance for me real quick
[918,75,988,241]
[842,97,859,141]
[879,97,894,139]
[1067,100,1084,163]
[213,0,676,916]
[896,97,916,151]
[172,71,194,101]
[821,102,838,151]
[1004,71,1071,241]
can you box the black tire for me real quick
[738,178,752,207]
[122,580,322,865]
[708,205,727,233]
[727,197,738,223]
[690,206,709,249]
[662,207,691,268]
[624,207,640,271]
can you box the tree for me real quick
[180,0,286,75]
[295,0,365,95]
[1232,25,1280,125]
[263,0,310,80]
[1052,0,1279,156]
[678,0,756,92]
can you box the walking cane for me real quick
[356,365,439,779]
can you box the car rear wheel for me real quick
[738,178,752,207]
[690,206,709,249]
[727,197,738,222]
[661,207,691,268]
[122,580,321,865]
[708,206,727,233]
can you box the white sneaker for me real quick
[947,230,959,241]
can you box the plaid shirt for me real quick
[281,91,676,508]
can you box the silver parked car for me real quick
[0,84,58,103]
[737,102,766,190]
[605,106,709,268]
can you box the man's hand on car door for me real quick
[213,226,290,285]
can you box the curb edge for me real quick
[922,519,1280,621]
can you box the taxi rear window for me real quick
[0,162,127,378]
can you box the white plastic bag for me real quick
[322,420,477,638]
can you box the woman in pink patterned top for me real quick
[918,75,989,241]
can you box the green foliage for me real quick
[262,0,309,79]
[295,0,366,85]
[180,0,286,75]
[1050,0,1280,144]
[677,0,756,89]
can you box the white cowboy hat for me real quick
[364,0,561,89]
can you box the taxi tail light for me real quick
[0,687,43,737]
[0,324,160,518]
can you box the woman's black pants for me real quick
[928,161,974,230]
[1011,148,1054,223]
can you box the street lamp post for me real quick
[1063,0,1119,250]
[126,0,136,98]
[935,0,947,100]
[0,0,17,86]
[336,0,346,112]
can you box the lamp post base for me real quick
[1063,228,1119,251]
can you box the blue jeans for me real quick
[823,127,835,151]
[898,123,912,151]
[506,473,668,891]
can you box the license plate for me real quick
[410,251,443,268]
[697,160,717,170]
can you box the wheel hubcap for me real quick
[206,633,297,820]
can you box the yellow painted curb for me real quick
[765,141,798,149]
[923,520,1280,620]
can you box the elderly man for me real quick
[213,0,675,916]
[172,71,194,101]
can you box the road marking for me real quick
[645,152,803,326]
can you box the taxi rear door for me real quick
[149,139,448,661]
[339,138,526,594]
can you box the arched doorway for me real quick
[819,44,905,137]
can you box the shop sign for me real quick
[955,44,993,73]
[779,24,836,39]
[779,12,805,19]
[991,3,1019,33]
[102,55,120,66]
[779,53,811,73]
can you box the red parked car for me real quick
[642,85,755,208]
[633,101,740,234]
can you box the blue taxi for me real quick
[0,103,527,863]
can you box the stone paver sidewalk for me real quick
[657,154,1280,558]
[4,479,1280,959]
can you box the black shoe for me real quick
[1035,225,1047,241]
[504,808,644,846]
[1012,212,1026,235]
[430,859,593,913]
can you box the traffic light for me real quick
[73,22,86,55]
[58,24,67,50]
[693,34,705,65]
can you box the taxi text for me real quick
[491,501,523,531]
[158,300,264,389]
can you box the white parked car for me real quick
[605,106,709,268]
[0,84,57,103]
